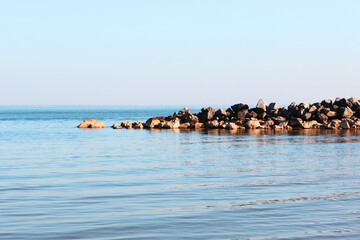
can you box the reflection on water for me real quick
[0,108,360,239]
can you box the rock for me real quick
[246,111,258,119]
[179,123,190,129]
[78,120,105,128]
[326,111,337,118]
[215,109,228,118]
[288,102,298,113]
[348,97,358,105]
[288,117,303,127]
[302,112,312,121]
[193,122,204,129]
[121,121,133,129]
[278,120,289,128]
[268,102,280,111]
[265,119,275,126]
[340,120,351,129]
[145,118,162,128]
[111,124,122,129]
[256,99,267,113]
[237,109,248,120]
[198,107,217,121]
[178,108,193,116]
[301,120,318,129]
[330,119,342,128]
[226,122,239,129]
[205,120,219,129]
[273,116,287,125]
[132,121,143,129]
[308,105,317,113]
[339,98,352,108]
[163,119,180,129]
[244,120,260,129]
[321,99,333,108]
[316,113,328,123]
[228,103,249,114]
[339,107,353,118]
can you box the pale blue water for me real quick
[1,107,360,239]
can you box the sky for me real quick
[0,0,359,106]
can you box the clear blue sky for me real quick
[1,0,359,106]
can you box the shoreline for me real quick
[78,97,360,131]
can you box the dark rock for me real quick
[215,109,228,118]
[340,120,351,129]
[316,113,328,123]
[321,99,333,108]
[246,111,258,119]
[228,103,248,114]
[339,98,352,108]
[198,107,217,121]
[273,116,287,125]
[288,102,298,114]
[268,102,280,111]
[288,117,303,127]
[302,112,312,121]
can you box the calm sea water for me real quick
[1,107,360,240]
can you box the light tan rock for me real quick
[163,119,181,129]
[226,122,239,129]
[78,119,105,128]
[179,123,190,129]
[145,118,161,128]
[244,120,260,129]
[193,123,204,129]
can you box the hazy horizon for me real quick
[1,0,359,106]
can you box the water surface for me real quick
[1,107,359,239]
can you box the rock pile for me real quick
[79,97,360,130]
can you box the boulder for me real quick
[301,120,318,129]
[215,109,228,118]
[288,117,303,127]
[78,120,105,128]
[178,108,193,116]
[226,122,239,129]
[308,105,317,113]
[330,119,342,128]
[121,121,133,129]
[244,120,260,129]
[273,116,287,125]
[256,99,267,113]
[237,109,248,120]
[288,102,298,114]
[302,112,312,121]
[198,107,217,121]
[205,120,219,129]
[145,118,162,128]
[326,111,337,118]
[228,103,248,114]
[193,122,204,129]
[339,107,353,118]
[340,120,351,129]
[111,124,122,129]
[321,99,333,108]
[132,121,143,129]
[163,119,180,129]
[268,102,280,111]
[179,123,190,129]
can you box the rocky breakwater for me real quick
[112,97,360,131]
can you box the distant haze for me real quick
[1,0,359,106]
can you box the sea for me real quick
[1,106,359,240]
